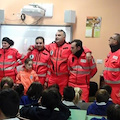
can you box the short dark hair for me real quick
[14,83,24,98]
[48,84,62,100]
[71,39,83,48]
[63,86,75,101]
[114,33,120,44]
[41,88,61,110]
[35,36,45,43]
[95,89,109,103]
[0,89,19,118]
[58,29,66,37]
[107,104,120,120]
[48,84,59,91]
[101,84,112,95]
[26,82,43,100]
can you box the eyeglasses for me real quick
[109,37,116,40]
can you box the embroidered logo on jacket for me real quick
[113,55,118,60]
[29,55,34,59]
[8,55,13,59]
[30,75,33,79]
[50,50,53,55]
[81,59,86,63]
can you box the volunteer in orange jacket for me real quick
[46,30,92,95]
[26,36,50,85]
[68,39,97,102]
[0,37,25,82]
[16,58,39,94]
[103,33,120,105]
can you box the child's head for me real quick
[73,87,82,104]
[95,89,109,103]
[63,86,75,102]
[0,77,14,90]
[14,84,24,98]
[24,58,33,71]
[0,89,19,118]
[107,104,120,120]
[48,84,59,91]
[41,88,61,110]
[48,84,62,100]
[101,84,112,95]
[26,82,43,100]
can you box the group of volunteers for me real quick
[0,29,120,105]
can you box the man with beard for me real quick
[103,33,120,105]
[26,36,50,86]
[68,39,97,102]
[46,30,92,95]
[28,30,92,95]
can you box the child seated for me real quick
[20,87,71,120]
[0,89,20,120]
[20,82,43,105]
[87,89,110,116]
[16,58,39,94]
[14,83,24,99]
[90,104,120,120]
[0,77,14,90]
[73,87,91,110]
[73,87,85,104]
[62,86,80,109]
[101,84,113,104]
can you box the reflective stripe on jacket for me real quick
[16,69,39,94]
[103,49,120,85]
[68,52,97,85]
[0,48,25,78]
[46,42,71,76]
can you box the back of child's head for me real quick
[14,84,24,98]
[95,89,109,103]
[41,88,61,110]
[26,82,43,100]
[48,84,59,91]
[0,77,14,90]
[107,104,120,120]
[101,84,112,95]
[0,88,19,118]
[63,86,75,102]
[73,87,82,104]
[48,84,62,99]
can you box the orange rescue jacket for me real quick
[0,48,25,81]
[68,51,97,85]
[16,69,39,94]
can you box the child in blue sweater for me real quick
[91,104,120,120]
[87,89,112,116]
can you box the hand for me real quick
[86,52,92,61]
[28,45,34,52]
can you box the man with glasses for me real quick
[103,33,120,105]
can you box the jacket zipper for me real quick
[3,49,5,76]
[56,47,59,76]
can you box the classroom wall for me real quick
[0,0,120,87]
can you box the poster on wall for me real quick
[85,16,102,38]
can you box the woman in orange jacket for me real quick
[16,58,39,94]
[0,37,25,82]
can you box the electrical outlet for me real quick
[96,59,103,64]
